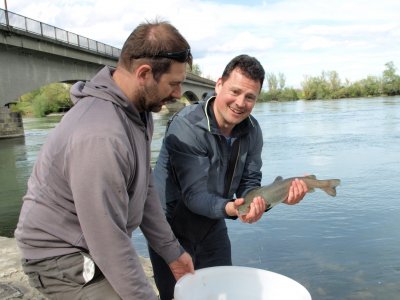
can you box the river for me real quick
[0,97,399,299]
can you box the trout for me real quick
[238,175,341,215]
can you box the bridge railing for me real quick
[0,8,120,58]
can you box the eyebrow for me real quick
[170,79,184,85]
[230,86,257,98]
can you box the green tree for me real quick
[11,83,73,117]
[259,72,298,102]
[278,72,286,90]
[265,73,279,101]
[326,71,341,98]
[382,61,400,95]
[301,71,342,100]
[279,87,299,101]
[346,82,364,98]
[187,63,202,76]
[359,76,382,96]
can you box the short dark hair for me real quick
[221,54,265,88]
[118,20,192,81]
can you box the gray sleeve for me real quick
[140,172,184,263]
[66,136,157,300]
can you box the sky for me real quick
[2,0,400,88]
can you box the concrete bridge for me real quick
[0,8,215,138]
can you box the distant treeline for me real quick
[259,61,400,102]
[11,61,400,117]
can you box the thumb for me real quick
[234,198,245,207]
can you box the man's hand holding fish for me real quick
[237,175,341,216]
[235,178,309,221]
[283,178,309,205]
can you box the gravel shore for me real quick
[0,236,156,299]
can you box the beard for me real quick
[136,83,175,113]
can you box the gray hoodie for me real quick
[15,66,183,299]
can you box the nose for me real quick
[235,95,246,107]
[171,85,182,99]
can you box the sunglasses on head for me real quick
[132,48,191,63]
[154,48,191,63]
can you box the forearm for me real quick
[184,188,232,219]
[140,180,183,264]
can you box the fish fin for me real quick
[322,180,341,197]
[304,174,316,180]
[308,187,315,193]
[322,187,337,196]
[274,176,284,182]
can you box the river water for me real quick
[1,97,399,299]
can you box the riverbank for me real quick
[0,236,157,299]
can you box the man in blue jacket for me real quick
[149,54,308,300]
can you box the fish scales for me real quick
[238,175,341,215]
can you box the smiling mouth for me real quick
[229,106,244,115]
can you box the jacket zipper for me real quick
[227,140,240,196]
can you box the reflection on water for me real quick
[0,114,170,237]
[0,116,63,236]
[1,97,399,299]
[229,97,400,300]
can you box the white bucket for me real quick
[174,266,312,300]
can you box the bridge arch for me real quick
[182,91,199,103]
[0,9,216,138]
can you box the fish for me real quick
[237,175,341,215]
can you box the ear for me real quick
[215,77,222,94]
[135,64,153,84]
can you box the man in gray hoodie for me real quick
[14,20,194,300]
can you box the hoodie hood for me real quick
[70,66,142,123]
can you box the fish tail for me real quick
[304,175,316,192]
[322,179,341,197]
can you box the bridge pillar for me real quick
[0,107,24,138]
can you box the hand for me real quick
[238,196,266,224]
[283,178,308,205]
[225,198,245,217]
[168,252,194,281]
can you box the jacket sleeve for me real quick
[66,136,157,300]
[139,171,184,263]
[165,115,231,219]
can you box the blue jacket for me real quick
[154,97,263,241]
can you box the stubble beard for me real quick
[137,84,160,113]
[141,84,175,113]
